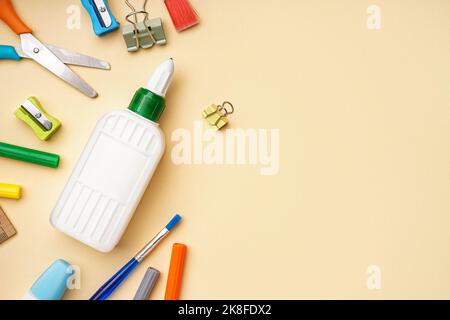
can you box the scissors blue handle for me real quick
[0,45,21,60]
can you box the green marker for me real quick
[0,142,60,168]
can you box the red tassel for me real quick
[164,0,199,32]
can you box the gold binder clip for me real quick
[202,101,234,130]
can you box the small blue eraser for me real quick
[30,259,73,300]
[165,214,182,231]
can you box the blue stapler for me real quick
[81,0,120,36]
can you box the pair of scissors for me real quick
[0,0,110,98]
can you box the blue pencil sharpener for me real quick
[81,0,120,36]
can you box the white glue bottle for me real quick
[51,59,174,252]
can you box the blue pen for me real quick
[90,214,182,300]
[81,0,119,36]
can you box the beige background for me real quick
[1,0,450,299]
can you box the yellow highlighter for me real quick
[0,183,21,200]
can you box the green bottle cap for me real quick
[128,88,165,123]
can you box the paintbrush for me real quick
[90,214,182,300]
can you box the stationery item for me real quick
[81,0,120,36]
[0,206,16,244]
[202,101,235,130]
[15,97,61,141]
[164,0,199,32]
[22,259,73,300]
[164,243,187,300]
[0,0,110,98]
[0,182,21,200]
[51,59,174,252]
[0,44,110,69]
[90,214,182,300]
[122,0,166,52]
[0,142,60,168]
[134,267,160,300]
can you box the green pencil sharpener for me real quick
[15,97,61,141]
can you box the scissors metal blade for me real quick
[19,33,98,98]
[15,44,110,70]
[45,44,111,70]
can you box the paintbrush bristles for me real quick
[164,0,199,32]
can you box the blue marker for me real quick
[81,0,119,36]
[90,214,182,300]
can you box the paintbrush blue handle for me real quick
[89,258,139,300]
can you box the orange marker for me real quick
[164,243,187,300]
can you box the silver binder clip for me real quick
[122,0,167,52]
